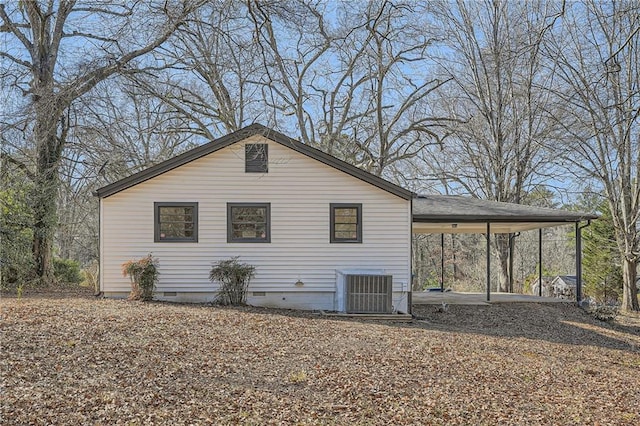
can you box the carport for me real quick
[412,195,598,302]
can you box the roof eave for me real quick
[412,215,598,223]
[94,124,412,200]
[94,126,257,198]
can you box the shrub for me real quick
[82,260,100,293]
[0,182,34,290]
[590,305,618,322]
[0,259,33,290]
[122,254,159,301]
[209,256,255,305]
[53,258,83,285]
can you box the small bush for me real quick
[82,260,100,293]
[122,254,159,301]
[0,262,32,290]
[53,258,83,285]
[209,256,255,305]
[590,305,618,322]
[0,184,34,290]
[0,233,35,290]
[288,370,308,384]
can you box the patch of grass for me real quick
[288,370,308,384]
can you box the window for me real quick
[227,203,271,242]
[330,203,362,243]
[245,143,268,173]
[154,202,198,242]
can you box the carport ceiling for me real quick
[412,195,597,234]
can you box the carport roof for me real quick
[412,194,597,234]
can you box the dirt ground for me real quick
[1,294,639,425]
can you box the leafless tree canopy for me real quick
[1,0,203,282]
[544,0,640,310]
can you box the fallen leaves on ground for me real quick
[1,296,639,425]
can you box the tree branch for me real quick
[61,31,120,45]
[0,151,35,181]
[60,1,204,108]
[0,3,33,50]
[70,6,133,17]
[0,51,32,68]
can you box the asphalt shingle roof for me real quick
[412,195,597,233]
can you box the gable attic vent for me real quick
[245,143,268,173]
[346,274,392,314]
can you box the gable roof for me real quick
[95,124,413,200]
[552,275,577,286]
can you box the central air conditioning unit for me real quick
[345,274,393,314]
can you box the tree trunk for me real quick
[621,257,639,311]
[1,1,199,284]
[31,171,59,284]
[31,102,64,284]
[494,234,510,292]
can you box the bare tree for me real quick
[546,0,639,311]
[247,0,333,145]
[76,81,199,183]
[0,1,202,282]
[127,0,450,179]
[131,1,264,138]
[248,0,450,177]
[56,143,98,263]
[427,0,564,292]
[51,81,197,264]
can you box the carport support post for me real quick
[576,222,583,302]
[538,228,543,297]
[508,233,514,293]
[440,233,445,292]
[486,222,491,302]
[508,232,520,293]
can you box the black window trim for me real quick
[330,203,362,243]
[154,202,199,243]
[227,202,271,243]
[245,143,268,173]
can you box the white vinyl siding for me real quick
[100,135,411,308]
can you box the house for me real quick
[551,275,577,299]
[97,124,598,312]
[530,276,554,298]
[529,275,578,299]
[96,124,413,313]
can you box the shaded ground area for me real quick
[412,303,639,350]
[412,291,570,305]
[2,296,639,425]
